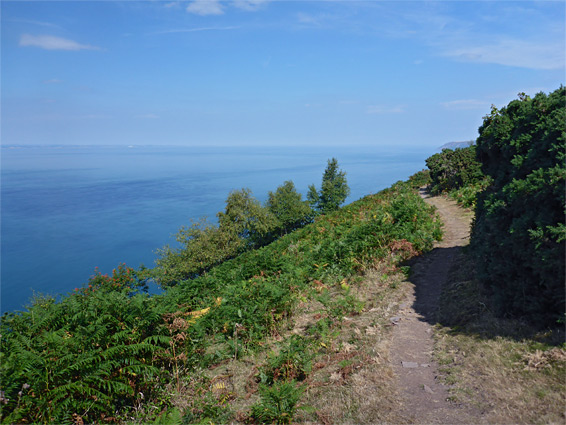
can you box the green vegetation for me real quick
[471,87,566,325]
[154,188,280,288]
[0,160,441,423]
[435,243,565,424]
[250,381,307,424]
[154,181,316,288]
[426,145,490,208]
[307,157,350,214]
[425,87,565,327]
[266,181,314,236]
[0,265,170,424]
[154,159,349,289]
[3,86,563,423]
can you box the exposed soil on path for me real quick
[390,190,483,424]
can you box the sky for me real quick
[1,0,564,148]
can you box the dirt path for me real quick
[390,190,482,424]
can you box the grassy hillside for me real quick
[1,173,441,424]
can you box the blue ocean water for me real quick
[1,144,433,313]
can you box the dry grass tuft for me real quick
[523,347,566,371]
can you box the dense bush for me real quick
[471,87,566,325]
[426,145,485,195]
[446,177,493,209]
[406,169,431,189]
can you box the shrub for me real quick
[259,335,313,385]
[471,87,566,325]
[155,188,278,288]
[407,169,432,188]
[426,145,485,195]
[250,381,307,425]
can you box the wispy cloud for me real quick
[442,39,565,70]
[80,114,109,120]
[367,105,405,114]
[19,34,100,51]
[233,0,270,12]
[373,3,565,71]
[151,26,240,35]
[297,12,321,27]
[186,0,224,16]
[184,0,269,15]
[295,11,347,30]
[8,18,63,30]
[441,99,491,110]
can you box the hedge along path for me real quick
[390,189,482,424]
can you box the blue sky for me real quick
[1,0,564,148]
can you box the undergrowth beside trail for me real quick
[1,175,441,424]
[434,247,566,425]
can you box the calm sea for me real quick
[1,144,433,313]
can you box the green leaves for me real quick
[426,146,485,196]
[308,158,350,214]
[218,188,278,247]
[250,381,307,425]
[471,86,566,325]
[155,188,279,288]
[267,180,314,235]
[0,266,169,424]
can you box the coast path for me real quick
[389,190,483,424]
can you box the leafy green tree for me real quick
[307,158,350,214]
[266,181,314,236]
[154,218,242,287]
[217,188,278,247]
[155,189,277,287]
